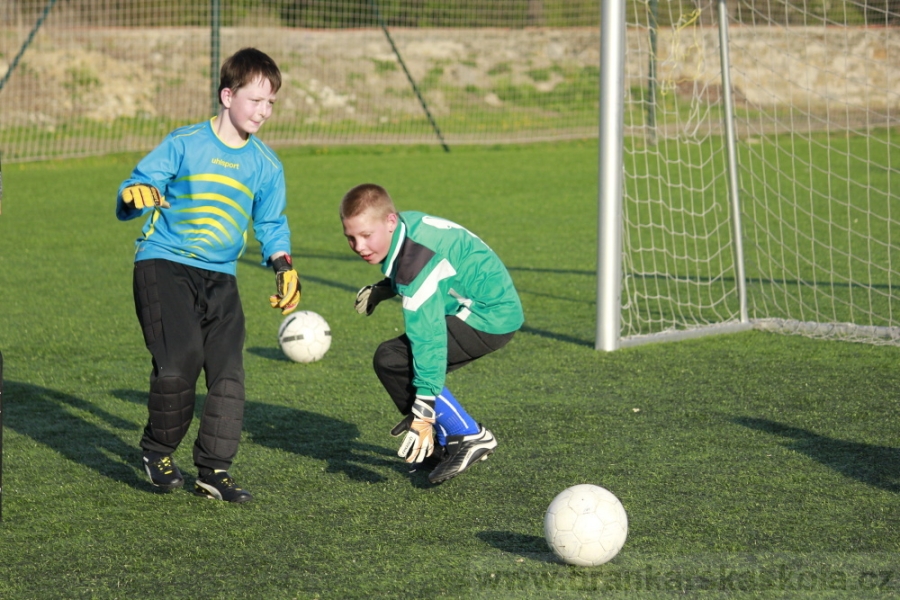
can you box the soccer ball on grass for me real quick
[543,484,628,566]
[278,311,332,363]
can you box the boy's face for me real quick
[342,209,398,265]
[221,76,276,138]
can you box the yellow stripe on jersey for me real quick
[177,206,242,232]
[177,192,251,220]
[175,248,200,259]
[143,207,162,240]
[182,228,225,246]
[250,138,281,169]
[185,236,216,248]
[176,174,253,200]
[181,218,235,243]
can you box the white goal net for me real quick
[615,0,900,347]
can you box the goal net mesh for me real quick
[620,0,900,346]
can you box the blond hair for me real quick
[340,183,398,220]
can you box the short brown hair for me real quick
[340,183,398,220]
[218,48,281,103]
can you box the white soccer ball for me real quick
[543,484,628,567]
[278,311,332,363]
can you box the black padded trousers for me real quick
[133,259,246,473]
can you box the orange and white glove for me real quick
[122,184,169,209]
[269,254,301,315]
[397,397,436,464]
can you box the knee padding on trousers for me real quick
[147,376,195,446]
[196,378,245,463]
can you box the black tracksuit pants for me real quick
[373,315,515,415]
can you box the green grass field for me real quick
[0,141,898,598]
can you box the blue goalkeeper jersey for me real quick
[382,211,524,397]
[116,118,291,275]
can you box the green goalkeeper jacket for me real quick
[381,211,524,397]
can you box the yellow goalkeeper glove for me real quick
[122,184,169,209]
[269,254,301,315]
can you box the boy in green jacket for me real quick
[340,183,524,483]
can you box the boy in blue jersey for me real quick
[340,183,524,484]
[116,48,301,503]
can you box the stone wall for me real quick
[1,26,897,126]
[0,25,896,159]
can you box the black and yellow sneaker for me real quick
[194,470,253,503]
[142,452,184,490]
[428,426,497,484]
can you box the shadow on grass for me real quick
[734,417,900,493]
[507,266,593,277]
[3,380,147,490]
[237,252,362,295]
[111,389,405,485]
[241,400,402,484]
[520,324,593,348]
[3,379,435,492]
[246,346,292,362]
[477,531,556,562]
[238,249,360,271]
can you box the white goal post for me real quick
[598,0,900,350]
